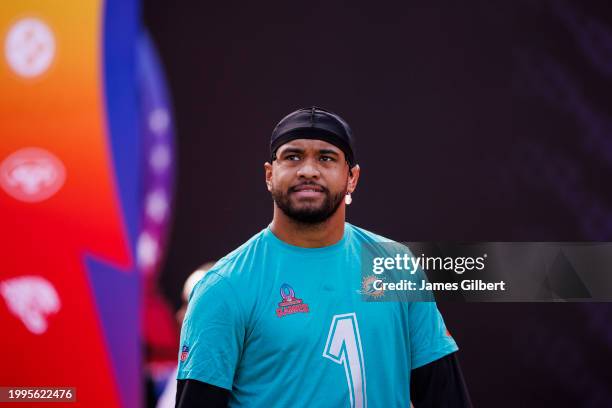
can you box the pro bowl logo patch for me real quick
[276,283,309,318]
[180,345,189,362]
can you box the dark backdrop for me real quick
[143,1,612,406]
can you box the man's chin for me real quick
[286,210,330,224]
[282,202,332,223]
[289,204,326,215]
[289,196,325,208]
[272,189,343,224]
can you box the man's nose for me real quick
[296,158,320,179]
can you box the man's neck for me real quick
[269,206,346,248]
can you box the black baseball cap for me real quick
[270,107,356,167]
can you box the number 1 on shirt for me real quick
[323,313,368,408]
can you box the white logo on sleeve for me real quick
[0,276,61,335]
[0,147,66,203]
[5,18,55,78]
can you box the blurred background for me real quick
[1,0,612,407]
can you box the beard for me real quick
[271,183,346,224]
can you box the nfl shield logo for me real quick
[180,345,189,362]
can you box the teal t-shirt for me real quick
[177,223,458,407]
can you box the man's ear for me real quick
[347,164,360,194]
[264,162,273,192]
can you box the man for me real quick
[176,107,472,407]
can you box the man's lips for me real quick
[291,184,325,193]
[289,184,326,198]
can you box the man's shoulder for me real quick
[205,228,269,280]
[347,223,414,257]
[347,223,396,244]
[187,229,270,302]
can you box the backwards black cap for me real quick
[270,107,356,167]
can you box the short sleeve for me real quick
[176,272,246,390]
[408,301,458,369]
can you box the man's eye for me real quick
[320,156,335,162]
[285,155,300,161]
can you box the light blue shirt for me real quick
[178,223,458,407]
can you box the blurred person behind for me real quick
[156,262,216,408]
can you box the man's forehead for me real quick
[277,139,341,153]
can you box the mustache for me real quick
[288,182,329,193]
